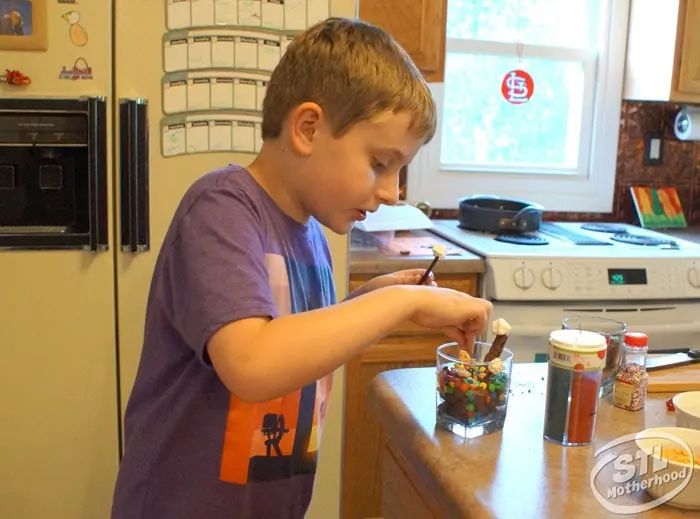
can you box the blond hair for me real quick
[262,17,437,143]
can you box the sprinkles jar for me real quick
[612,332,649,412]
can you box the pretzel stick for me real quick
[417,244,447,285]
[483,318,512,362]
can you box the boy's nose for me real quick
[375,170,400,206]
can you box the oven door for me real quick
[486,300,700,363]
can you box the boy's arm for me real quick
[207,284,418,402]
[209,283,490,402]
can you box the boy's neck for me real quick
[246,143,311,225]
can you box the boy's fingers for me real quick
[442,326,466,349]
[399,268,427,277]
[467,302,491,334]
[463,320,484,337]
[399,269,434,283]
[464,335,476,355]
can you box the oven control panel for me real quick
[486,258,700,301]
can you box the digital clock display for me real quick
[607,268,647,285]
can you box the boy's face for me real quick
[290,106,425,235]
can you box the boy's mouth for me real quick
[354,209,368,221]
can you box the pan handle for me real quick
[500,206,543,232]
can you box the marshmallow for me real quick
[491,317,511,336]
[488,358,504,375]
[432,243,447,259]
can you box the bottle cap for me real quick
[624,332,648,347]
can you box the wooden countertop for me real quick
[369,363,698,519]
[349,229,485,275]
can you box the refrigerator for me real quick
[0,0,353,518]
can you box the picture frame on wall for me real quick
[0,0,47,51]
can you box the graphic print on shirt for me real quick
[218,252,336,485]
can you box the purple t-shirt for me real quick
[111,166,337,519]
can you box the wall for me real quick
[421,101,700,225]
[547,100,700,224]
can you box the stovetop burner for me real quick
[610,233,678,247]
[495,234,549,246]
[581,223,628,233]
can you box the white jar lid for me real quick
[549,329,607,353]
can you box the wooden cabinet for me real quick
[381,441,441,519]
[676,1,700,96]
[359,0,447,82]
[341,273,479,519]
[624,0,700,102]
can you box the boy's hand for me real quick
[407,286,492,350]
[347,269,435,299]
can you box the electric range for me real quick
[431,220,700,361]
[432,220,700,302]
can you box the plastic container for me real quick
[543,329,608,446]
[561,316,627,398]
[613,332,649,411]
[436,341,513,439]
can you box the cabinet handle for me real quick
[87,96,109,253]
[119,98,150,253]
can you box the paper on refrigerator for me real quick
[160,0,331,157]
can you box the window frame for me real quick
[407,0,631,213]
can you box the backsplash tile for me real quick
[412,101,700,224]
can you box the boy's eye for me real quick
[372,159,388,171]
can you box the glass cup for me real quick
[561,316,627,398]
[436,341,514,439]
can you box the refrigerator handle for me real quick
[87,96,109,253]
[119,98,150,254]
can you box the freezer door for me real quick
[0,2,119,517]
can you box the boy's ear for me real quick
[288,102,323,156]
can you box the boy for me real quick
[111,17,492,519]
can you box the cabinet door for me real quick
[359,0,447,82]
[342,273,479,518]
[677,0,700,95]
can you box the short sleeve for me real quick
[164,186,278,364]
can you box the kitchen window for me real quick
[407,0,631,212]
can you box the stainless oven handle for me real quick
[118,98,150,254]
[562,306,679,313]
[87,96,109,253]
[491,322,700,337]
